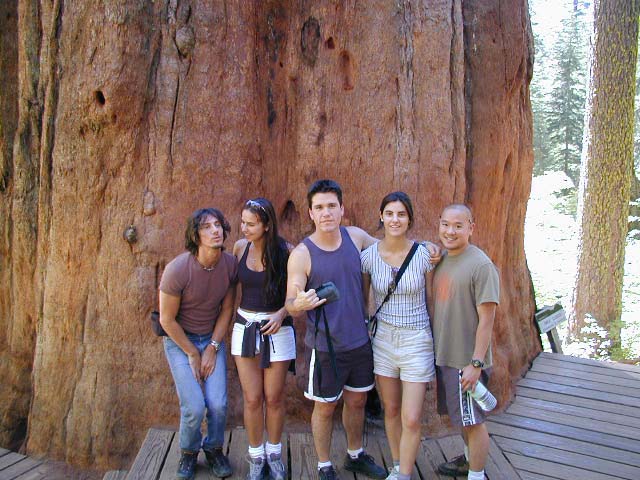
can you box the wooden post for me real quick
[534,304,567,354]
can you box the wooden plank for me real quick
[486,436,521,480]
[504,451,623,480]
[495,435,640,479]
[369,429,392,473]
[417,439,450,480]
[288,432,318,480]
[517,378,640,408]
[545,328,563,354]
[436,435,464,461]
[538,352,640,374]
[506,402,640,440]
[511,395,640,429]
[516,386,640,417]
[530,360,640,388]
[11,463,50,480]
[0,448,9,457]
[534,356,640,381]
[487,420,640,466]
[329,426,353,479]
[225,428,249,480]
[489,413,640,454]
[525,370,640,398]
[125,428,174,480]
[358,430,391,479]
[158,432,180,480]
[518,470,565,480]
[103,471,128,480]
[280,432,290,480]
[0,452,25,470]
[366,430,421,480]
[0,457,42,479]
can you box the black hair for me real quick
[184,208,231,255]
[243,198,289,306]
[379,191,415,229]
[307,179,343,208]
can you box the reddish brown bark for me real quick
[0,0,539,469]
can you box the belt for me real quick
[235,314,295,373]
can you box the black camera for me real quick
[315,281,340,305]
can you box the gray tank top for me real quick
[303,227,369,352]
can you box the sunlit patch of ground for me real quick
[525,172,640,360]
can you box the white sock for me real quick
[318,460,332,470]
[347,447,363,459]
[265,442,281,457]
[392,460,400,471]
[396,474,411,480]
[464,445,469,461]
[468,469,485,480]
[248,444,265,460]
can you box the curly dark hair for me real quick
[243,198,289,307]
[184,208,231,255]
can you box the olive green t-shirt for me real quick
[432,244,500,370]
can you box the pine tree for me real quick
[531,28,552,175]
[545,9,588,185]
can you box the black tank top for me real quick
[238,243,279,311]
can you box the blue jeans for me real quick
[164,333,227,452]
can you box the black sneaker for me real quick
[344,452,386,479]
[176,451,198,480]
[318,465,340,480]
[437,454,469,477]
[204,447,233,478]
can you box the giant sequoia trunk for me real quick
[0,0,539,469]
[571,0,639,356]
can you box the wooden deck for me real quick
[2,352,639,479]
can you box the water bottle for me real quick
[470,381,497,412]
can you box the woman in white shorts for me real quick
[361,192,435,480]
[232,198,295,480]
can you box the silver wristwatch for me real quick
[209,339,221,352]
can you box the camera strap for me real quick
[369,241,419,337]
[314,305,339,399]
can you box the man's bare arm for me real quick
[460,302,497,392]
[345,226,378,251]
[285,244,325,314]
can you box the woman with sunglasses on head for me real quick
[360,192,436,480]
[231,198,295,480]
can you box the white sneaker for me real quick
[386,465,400,480]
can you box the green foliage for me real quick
[545,11,588,185]
[531,30,552,172]
[530,2,589,187]
[552,186,578,217]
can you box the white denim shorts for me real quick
[372,320,436,382]
[230,309,296,362]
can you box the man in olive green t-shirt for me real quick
[432,204,500,480]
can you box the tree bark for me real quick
[0,0,539,469]
[571,0,640,357]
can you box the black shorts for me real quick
[304,341,375,403]
[436,365,492,427]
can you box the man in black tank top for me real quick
[286,180,387,480]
